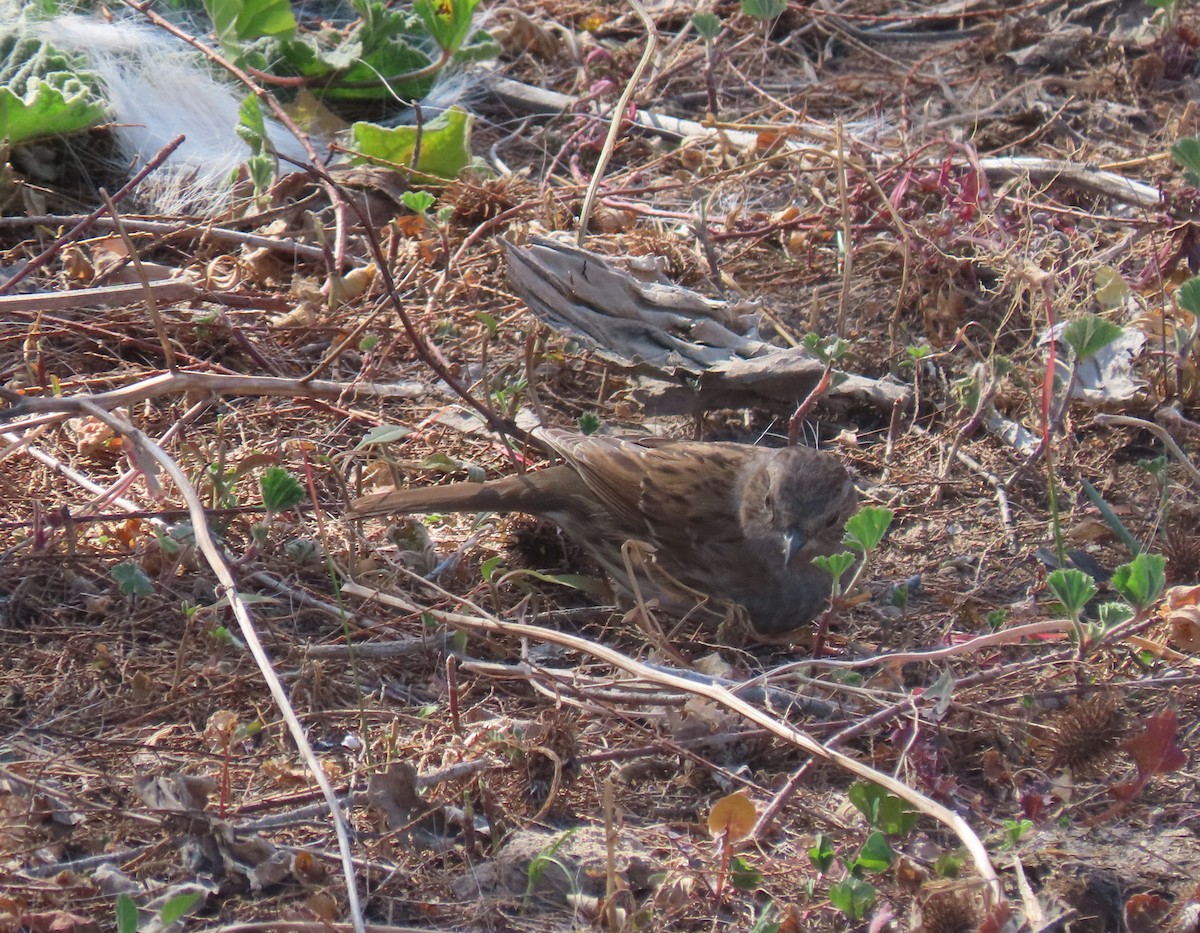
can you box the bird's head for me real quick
[740,447,858,567]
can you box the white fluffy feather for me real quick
[35,15,309,215]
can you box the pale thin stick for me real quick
[97,188,178,370]
[1092,413,1200,490]
[2,279,205,316]
[67,400,367,933]
[576,0,658,242]
[834,118,853,337]
[0,214,328,261]
[761,619,1075,680]
[2,370,425,425]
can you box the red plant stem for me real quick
[1041,293,1056,454]
[447,655,461,736]
[1038,281,1067,565]
[787,364,834,446]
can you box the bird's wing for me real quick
[539,430,751,550]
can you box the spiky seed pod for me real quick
[912,888,979,933]
[1038,692,1125,775]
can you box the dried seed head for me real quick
[442,174,531,225]
[522,710,580,811]
[1038,692,1125,775]
[1164,521,1200,585]
[913,888,979,933]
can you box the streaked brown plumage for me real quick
[350,430,857,634]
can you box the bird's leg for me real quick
[619,540,692,666]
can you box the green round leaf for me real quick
[850,831,893,873]
[111,561,153,598]
[828,876,876,920]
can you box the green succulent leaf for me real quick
[273,19,437,103]
[350,106,473,180]
[0,31,107,145]
[0,78,106,144]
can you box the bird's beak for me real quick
[783,530,805,566]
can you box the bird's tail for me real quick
[350,474,540,518]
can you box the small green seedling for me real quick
[111,561,153,598]
[741,0,786,21]
[1045,568,1096,627]
[808,833,835,873]
[260,466,305,515]
[847,782,918,837]
[1111,553,1166,611]
[692,11,721,40]
[1002,818,1033,848]
[115,890,202,933]
[828,875,876,921]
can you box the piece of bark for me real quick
[505,235,909,414]
[634,350,909,416]
[506,235,765,375]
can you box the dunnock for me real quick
[351,430,857,634]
